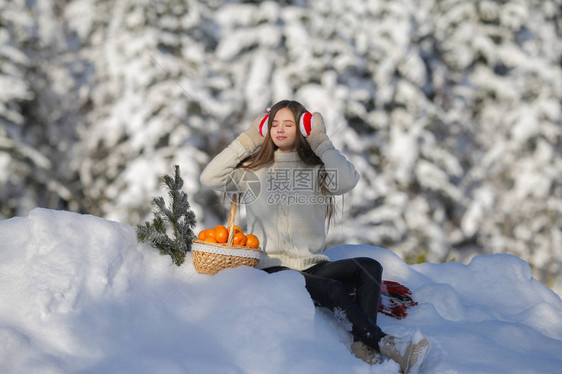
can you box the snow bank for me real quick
[1,209,561,373]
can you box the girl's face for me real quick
[271,107,298,152]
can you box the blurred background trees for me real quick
[1,0,561,292]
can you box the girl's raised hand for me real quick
[236,113,267,151]
[306,112,329,152]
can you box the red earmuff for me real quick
[258,114,269,137]
[299,111,314,137]
[258,107,271,137]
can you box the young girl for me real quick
[200,100,428,372]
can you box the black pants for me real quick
[264,257,385,350]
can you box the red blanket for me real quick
[378,281,418,319]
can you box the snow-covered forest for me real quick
[1,0,561,293]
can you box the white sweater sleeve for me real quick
[314,139,360,195]
[199,139,254,190]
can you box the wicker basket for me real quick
[192,195,262,274]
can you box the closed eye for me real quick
[272,121,294,126]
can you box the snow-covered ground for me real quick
[1,208,561,373]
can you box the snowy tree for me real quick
[72,0,239,224]
[0,0,81,217]
[0,0,561,292]
[452,0,562,286]
[0,0,35,218]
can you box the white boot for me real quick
[378,334,429,374]
[351,341,383,365]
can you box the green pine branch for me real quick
[137,165,197,266]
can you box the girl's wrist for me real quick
[308,136,328,152]
[309,137,331,155]
[236,132,260,152]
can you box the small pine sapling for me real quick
[137,165,196,266]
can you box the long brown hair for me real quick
[237,100,335,228]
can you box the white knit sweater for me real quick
[200,138,360,271]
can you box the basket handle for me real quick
[226,194,238,246]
